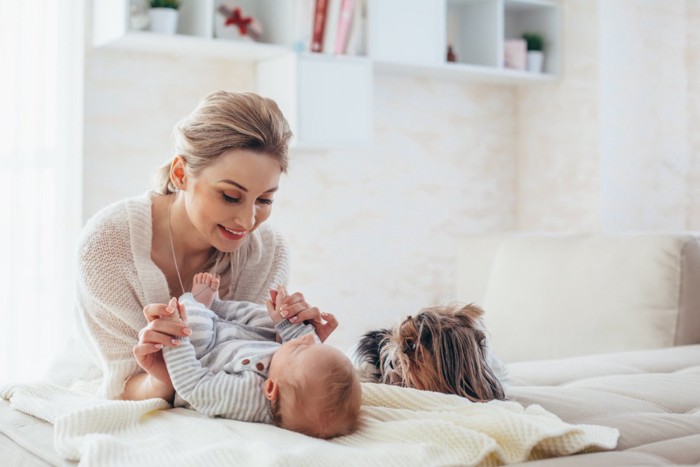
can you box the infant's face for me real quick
[269,333,337,381]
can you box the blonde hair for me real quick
[272,355,362,439]
[152,91,292,298]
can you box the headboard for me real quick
[455,233,700,362]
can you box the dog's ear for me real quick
[357,329,391,369]
[455,303,484,323]
[439,326,506,402]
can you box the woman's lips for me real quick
[218,224,247,240]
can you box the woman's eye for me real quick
[257,198,274,206]
[222,193,240,204]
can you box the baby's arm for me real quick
[210,299,274,328]
[162,338,271,422]
[266,287,316,342]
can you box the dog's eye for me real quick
[404,339,416,354]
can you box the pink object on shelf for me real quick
[334,0,355,54]
[504,39,527,70]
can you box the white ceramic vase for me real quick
[148,7,179,35]
[527,51,544,73]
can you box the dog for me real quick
[350,303,507,402]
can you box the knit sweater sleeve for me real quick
[75,202,149,400]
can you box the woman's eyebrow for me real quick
[218,179,278,193]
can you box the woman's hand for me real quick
[267,286,338,342]
[132,298,191,385]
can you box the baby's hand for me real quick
[163,297,186,325]
[266,286,286,325]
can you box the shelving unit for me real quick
[91,0,561,146]
[257,53,373,148]
[370,0,559,79]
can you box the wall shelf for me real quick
[97,30,290,60]
[374,60,557,85]
[91,0,562,146]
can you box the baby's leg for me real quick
[191,272,220,309]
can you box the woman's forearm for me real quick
[122,372,175,401]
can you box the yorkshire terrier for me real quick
[350,303,507,402]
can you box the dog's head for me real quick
[377,303,505,402]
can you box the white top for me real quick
[48,191,290,399]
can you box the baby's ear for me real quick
[263,379,279,402]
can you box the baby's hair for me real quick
[272,356,362,439]
[316,359,362,438]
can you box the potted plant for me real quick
[148,0,180,35]
[522,32,544,73]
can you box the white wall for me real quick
[517,0,700,232]
[84,0,700,350]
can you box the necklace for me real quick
[168,198,186,296]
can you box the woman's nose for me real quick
[234,203,255,230]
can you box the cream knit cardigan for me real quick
[48,192,290,400]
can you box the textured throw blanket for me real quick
[1,382,618,466]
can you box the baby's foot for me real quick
[191,272,220,308]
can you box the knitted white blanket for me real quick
[1,382,618,466]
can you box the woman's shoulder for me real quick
[78,192,152,259]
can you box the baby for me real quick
[160,273,361,439]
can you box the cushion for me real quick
[455,233,700,362]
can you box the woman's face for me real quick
[182,149,282,253]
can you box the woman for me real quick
[50,91,330,400]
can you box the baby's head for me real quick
[264,333,362,439]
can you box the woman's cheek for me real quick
[255,206,273,226]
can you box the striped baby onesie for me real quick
[162,293,314,422]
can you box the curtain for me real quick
[0,0,84,382]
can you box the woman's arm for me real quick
[122,371,175,401]
[124,298,190,400]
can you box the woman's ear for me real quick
[263,379,279,402]
[170,156,188,190]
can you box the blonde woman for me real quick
[50,91,335,400]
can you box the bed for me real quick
[2,232,699,466]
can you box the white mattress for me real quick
[2,345,699,466]
[506,344,700,465]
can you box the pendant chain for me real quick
[168,198,186,297]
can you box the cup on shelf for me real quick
[503,39,527,71]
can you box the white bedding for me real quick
[0,380,617,466]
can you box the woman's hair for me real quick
[153,91,293,298]
[154,91,292,194]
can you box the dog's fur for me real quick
[350,303,507,402]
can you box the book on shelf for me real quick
[333,0,355,54]
[344,0,365,56]
[293,0,315,53]
[309,0,364,55]
[311,0,329,53]
[321,0,342,53]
